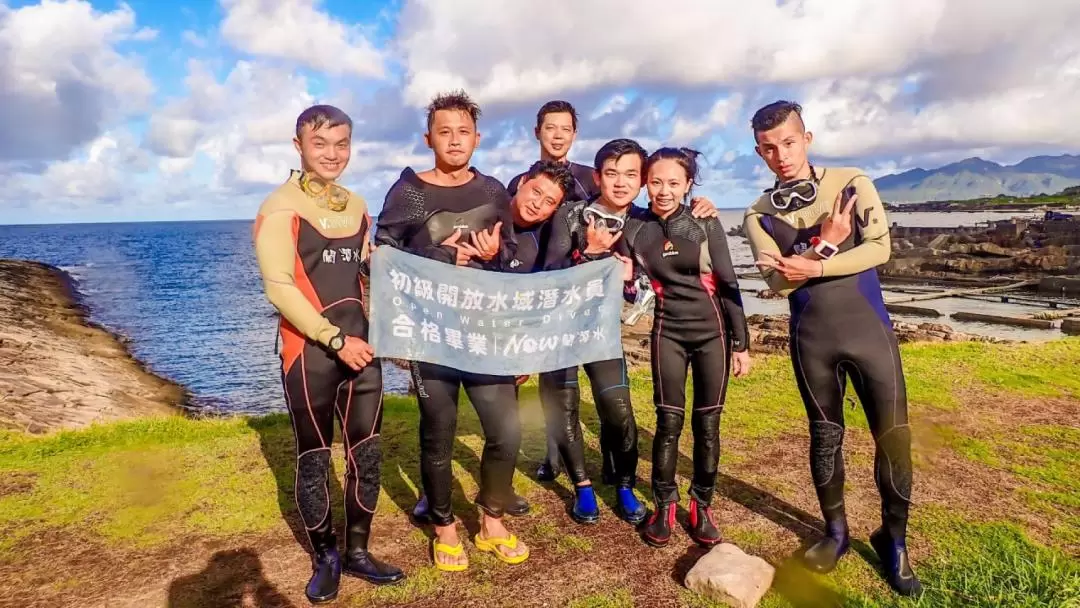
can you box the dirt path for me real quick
[0,260,186,433]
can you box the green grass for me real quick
[903,510,1080,608]
[568,588,634,608]
[1,338,1079,606]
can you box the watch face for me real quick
[330,336,344,350]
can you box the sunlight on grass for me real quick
[1,339,1079,606]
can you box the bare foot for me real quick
[479,514,529,560]
[434,524,468,569]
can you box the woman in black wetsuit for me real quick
[620,147,752,547]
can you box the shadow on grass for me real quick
[166,547,296,608]
[248,413,318,555]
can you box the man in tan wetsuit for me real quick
[743,101,921,597]
[254,105,404,604]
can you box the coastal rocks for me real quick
[884,216,1079,281]
[684,543,775,608]
[0,260,185,433]
[735,314,1009,356]
[946,242,1012,257]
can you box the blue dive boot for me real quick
[615,486,647,525]
[570,484,600,524]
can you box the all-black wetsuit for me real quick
[622,205,748,513]
[375,167,521,527]
[254,170,387,569]
[743,166,913,553]
[508,160,598,204]
[504,219,552,274]
[540,199,639,490]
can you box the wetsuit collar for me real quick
[401,165,479,189]
[654,203,687,224]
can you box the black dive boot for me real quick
[642,501,676,547]
[304,527,341,604]
[801,517,850,574]
[343,512,405,586]
[687,498,722,547]
[506,492,531,516]
[870,528,922,597]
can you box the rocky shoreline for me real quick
[884,215,1080,282]
[728,213,1080,286]
[0,260,186,434]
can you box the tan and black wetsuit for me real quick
[254,170,384,561]
[743,167,913,546]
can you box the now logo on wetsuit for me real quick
[661,240,678,257]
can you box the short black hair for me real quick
[594,138,647,173]
[645,147,703,199]
[536,100,578,131]
[751,100,804,134]
[295,105,352,139]
[524,160,575,198]
[426,89,482,131]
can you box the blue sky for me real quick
[1,0,1078,225]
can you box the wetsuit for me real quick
[541,199,642,519]
[743,166,918,594]
[505,219,552,274]
[508,160,598,204]
[254,170,401,596]
[620,205,748,545]
[375,167,520,527]
[506,163,616,485]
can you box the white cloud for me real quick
[0,0,154,163]
[4,129,152,206]
[181,30,207,48]
[669,95,744,146]
[5,0,1080,221]
[220,0,386,79]
[397,0,1080,160]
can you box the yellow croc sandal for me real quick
[474,533,530,565]
[432,539,468,572]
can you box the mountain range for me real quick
[872,154,1080,203]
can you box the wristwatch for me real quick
[810,236,839,259]
[328,331,345,353]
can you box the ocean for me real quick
[0,209,1051,416]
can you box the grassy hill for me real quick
[2,339,1079,607]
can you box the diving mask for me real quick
[583,205,626,233]
[768,179,818,211]
[299,171,350,212]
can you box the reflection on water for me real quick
[0,212,1066,416]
